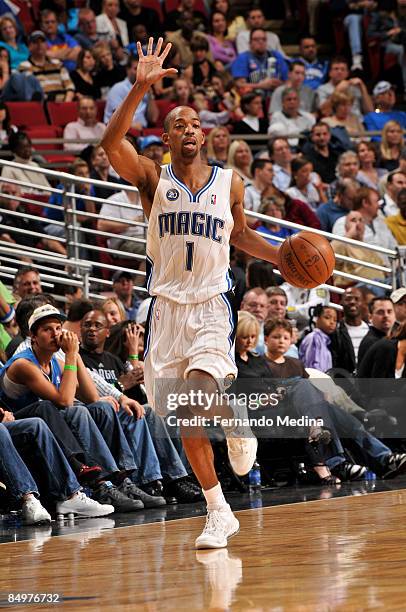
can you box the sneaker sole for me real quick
[195,522,240,550]
[228,437,258,476]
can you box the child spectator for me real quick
[299,304,338,372]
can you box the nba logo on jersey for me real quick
[166,188,179,201]
[211,194,216,205]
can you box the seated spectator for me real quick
[358,296,396,367]
[331,210,387,293]
[18,30,75,102]
[356,141,387,190]
[75,8,110,51]
[0,16,28,70]
[211,0,246,41]
[330,287,368,374]
[329,151,361,196]
[244,158,274,214]
[236,7,285,56]
[98,182,145,260]
[364,81,406,139]
[256,196,293,246]
[208,70,237,113]
[102,297,126,327]
[185,36,216,87]
[96,0,129,48]
[69,48,101,100]
[268,88,315,147]
[332,187,398,260]
[206,11,236,68]
[240,287,269,355]
[296,36,328,91]
[368,4,406,97]
[316,57,373,119]
[137,135,164,165]
[164,0,207,33]
[380,120,404,172]
[385,187,406,245]
[88,144,121,202]
[246,259,276,291]
[261,183,321,229]
[93,42,126,98]
[317,177,359,232]
[104,55,157,128]
[166,11,202,67]
[0,45,9,95]
[286,157,327,211]
[111,270,141,320]
[268,137,293,191]
[392,287,406,324]
[270,60,316,114]
[119,0,162,43]
[230,28,289,94]
[358,321,406,379]
[0,182,66,256]
[13,266,42,301]
[1,131,52,194]
[232,91,268,138]
[381,170,406,217]
[193,88,230,128]
[40,9,81,71]
[299,304,337,372]
[206,125,231,165]
[226,139,253,185]
[322,91,365,138]
[301,122,339,184]
[63,97,106,153]
[343,0,375,71]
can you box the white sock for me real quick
[204,482,228,511]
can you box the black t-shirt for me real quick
[79,347,124,386]
[358,327,386,369]
[264,356,309,380]
[119,6,162,41]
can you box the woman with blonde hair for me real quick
[380,120,404,172]
[356,141,387,190]
[102,297,127,328]
[226,140,253,184]
[206,126,231,164]
[0,16,28,70]
[322,91,365,138]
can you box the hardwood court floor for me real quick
[3,488,406,611]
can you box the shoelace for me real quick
[202,511,227,537]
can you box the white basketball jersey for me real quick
[146,164,234,304]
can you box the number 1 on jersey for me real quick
[185,241,195,271]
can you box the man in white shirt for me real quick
[244,158,274,215]
[268,88,315,148]
[381,171,406,218]
[235,7,285,56]
[332,186,398,264]
[63,97,106,152]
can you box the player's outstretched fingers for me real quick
[147,36,153,55]
[160,42,172,63]
[136,41,144,58]
[154,37,163,56]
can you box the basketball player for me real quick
[101,38,280,549]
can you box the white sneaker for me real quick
[21,496,51,525]
[351,54,363,71]
[224,400,258,476]
[195,506,239,549]
[56,491,114,518]
[196,549,243,609]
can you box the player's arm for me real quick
[101,38,177,203]
[230,172,279,265]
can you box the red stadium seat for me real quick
[155,99,177,127]
[6,102,48,129]
[142,127,163,137]
[13,0,40,34]
[96,99,106,123]
[47,102,78,128]
[26,126,75,168]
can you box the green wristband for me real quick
[129,354,139,361]
[64,364,78,371]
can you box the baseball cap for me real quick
[373,81,394,96]
[28,304,66,331]
[390,287,406,303]
[139,135,162,151]
[29,30,46,43]
[112,270,133,283]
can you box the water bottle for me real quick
[364,469,376,491]
[248,460,261,494]
[297,462,308,484]
[267,56,276,78]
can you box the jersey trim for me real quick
[143,296,157,359]
[146,255,154,293]
[220,291,237,364]
[167,164,218,202]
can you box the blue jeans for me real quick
[385,41,406,92]
[285,379,391,470]
[344,14,362,56]
[143,406,188,480]
[0,423,38,500]
[5,418,80,501]
[82,401,137,475]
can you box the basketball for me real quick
[277,231,335,289]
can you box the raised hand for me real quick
[136,37,178,87]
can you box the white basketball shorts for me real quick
[143,291,238,414]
